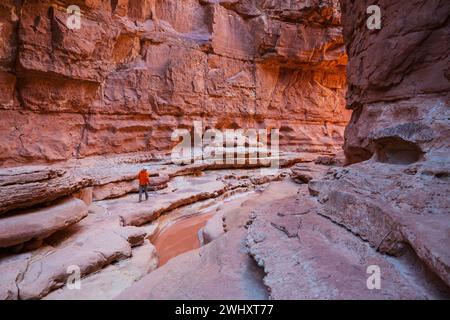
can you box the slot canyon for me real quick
[0,0,449,300]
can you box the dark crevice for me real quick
[374,137,423,165]
[111,0,118,13]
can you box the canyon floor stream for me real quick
[153,212,214,267]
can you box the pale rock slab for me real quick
[17,228,134,300]
[247,184,450,299]
[116,229,268,300]
[0,198,88,248]
[44,240,158,300]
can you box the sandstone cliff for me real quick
[0,0,448,301]
[311,0,450,286]
[117,0,450,299]
[0,0,349,168]
[341,0,449,164]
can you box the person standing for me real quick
[138,168,150,203]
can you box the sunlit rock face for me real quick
[0,0,349,167]
[1,0,449,301]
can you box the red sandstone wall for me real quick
[0,0,350,167]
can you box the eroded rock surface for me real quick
[44,240,158,300]
[0,0,349,168]
[115,180,299,299]
[0,0,448,301]
[118,177,449,300]
[305,0,450,288]
[247,185,449,299]
[117,228,268,300]
[0,166,293,299]
[0,198,88,248]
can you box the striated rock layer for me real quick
[0,0,349,168]
[0,0,448,301]
[308,0,450,287]
[340,0,449,164]
[0,197,88,249]
[0,0,350,258]
[119,0,450,299]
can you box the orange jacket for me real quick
[138,170,150,185]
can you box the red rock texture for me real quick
[153,212,213,266]
[340,0,450,164]
[120,180,450,300]
[0,0,349,168]
[247,185,447,299]
[0,0,448,301]
[308,0,450,288]
[0,197,88,248]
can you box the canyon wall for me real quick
[0,0,449,300]
[310,0,450,286]
[0,0,349,168]
[341,0,449,165]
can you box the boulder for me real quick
[0,197,88,248]
[44,240,158,300]
[17,228,135,300]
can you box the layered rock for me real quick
[0,202,153,300]
[0,144,310,211]
[0,0,349,261]
[44,240,158,300]
[307,0,450,288]
[0,0,349,169]
[0,0,447,301]
[340,0,450,164]
[101,168,289,227]
[247,184,449,299]
[310,163,450,286]
[104,174,228,226]
[119,178,449,299]
[116,0,450,300]
[0,197,88,248]
[0,165,92,214]
[17,229,133,300]
[0,149,301,253]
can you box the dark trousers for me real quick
[139,185,149,202]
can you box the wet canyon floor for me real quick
[151,188,264,267]
[152,212,213,267]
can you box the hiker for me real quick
[138,168,150,203]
